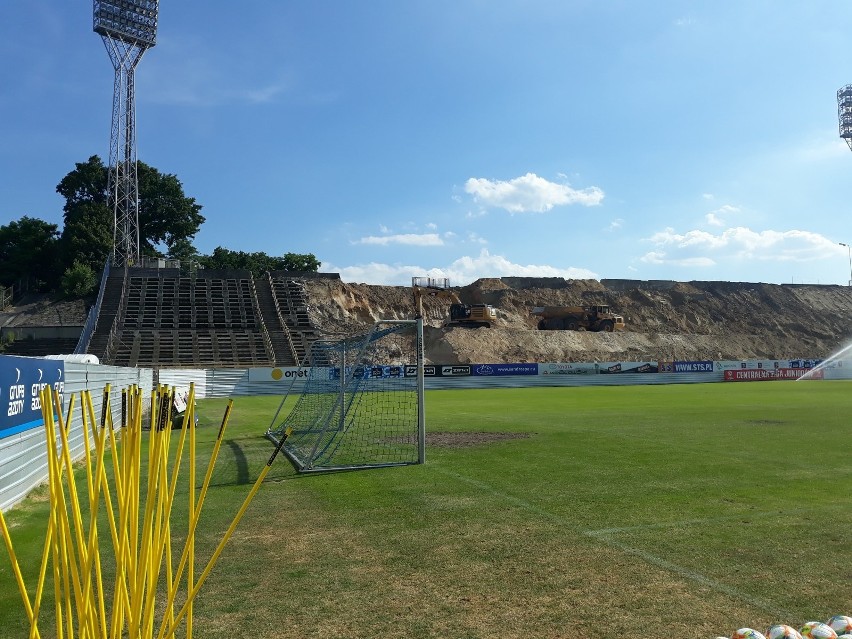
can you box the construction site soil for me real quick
[301,277,852,364]
[3,277,851,365]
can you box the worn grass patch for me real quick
[1,382,850,638]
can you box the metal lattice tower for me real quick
[838,85,852,152]
[94,1,159,267]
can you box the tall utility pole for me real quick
[839,242,852,286]
[94,1,159,267]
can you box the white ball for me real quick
[768,625,803,639]
[800,621,837,639]
[827,617,852,635]
[732,630,767,639]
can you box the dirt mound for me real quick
[303,277,852,364]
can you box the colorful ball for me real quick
[800,622,837,639]
[827,617,852,635]
[768,625,803,639]
[732,630,767,639]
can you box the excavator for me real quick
[412,277,497,328]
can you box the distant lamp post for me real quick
[839,242,852,286]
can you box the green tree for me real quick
[0,216,61,291]
[56,155,205,271]
[281,252,321,272]
[60,261,97,297]
[199,246,321,275]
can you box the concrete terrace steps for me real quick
[86,268,328,368]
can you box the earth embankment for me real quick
[302,277,852,364]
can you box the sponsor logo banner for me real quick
[402,365,457,377]
[1,355,65,439]
[787,359,822,369]
[441,365,471,377]
[473,363,538,376]
[539,363,597,375]
[672,360,714,373]
[331,365,405,380]
[724,368,822,382]
[775,367,822,380]
[724,369,773,381]
[599,362,659,374]
[248,367,311,382]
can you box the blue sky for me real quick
[3,2,852,286]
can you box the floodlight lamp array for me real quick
[838,85,852,140]
[94,0,159,48]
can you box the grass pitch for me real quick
[1,381,850,638]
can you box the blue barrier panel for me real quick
[0,355,65,439]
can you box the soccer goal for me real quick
[265,319,425,472]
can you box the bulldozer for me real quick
[531,304,625,332]
[412,277,496,328]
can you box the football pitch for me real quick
[2,381,850,638]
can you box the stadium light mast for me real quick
[838,85,852,152]
[94,0,159,267]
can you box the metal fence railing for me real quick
[74,259,111,354]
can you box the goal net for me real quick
[265,319,425,472]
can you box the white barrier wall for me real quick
[0,360,153,512]
[6,357,842,512]
[157,358,845,396]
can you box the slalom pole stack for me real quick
[0,384,290,639]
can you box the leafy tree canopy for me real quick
[56,155,205,271]
[199,247,320,274]
[0,216,61,291]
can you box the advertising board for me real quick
[472,363,538,376]
[0,355,65,439]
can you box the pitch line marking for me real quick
[434,467,793,619]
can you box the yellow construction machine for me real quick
[412,277,497,328]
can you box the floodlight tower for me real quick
[93,1,159,267]
[838,85,852,151]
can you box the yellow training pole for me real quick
[52,392,89,639]
[41,388,65,639]
[0,507,39,633]
[186,386,196,639]
[83,390,110,639]
[160,426,292,639]
[157,400,234,639]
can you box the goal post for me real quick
[265,319,425,472]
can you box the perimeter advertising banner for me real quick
[330,365,406,380]
[472,363,538,376]
[599,362,659,374]
[401,364,467,377]
[0,355,65,439]
[722,368,822,381]
[248,367,311,382]
[660,361,719,373]
[539,363,598,375]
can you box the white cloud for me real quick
[464,172,604,213]
[705,204,739,227]
[607,218,623,231]
[642,225,841,269]
[355,233,443,246]
[702,193,715,201]
[322,249,598,286]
